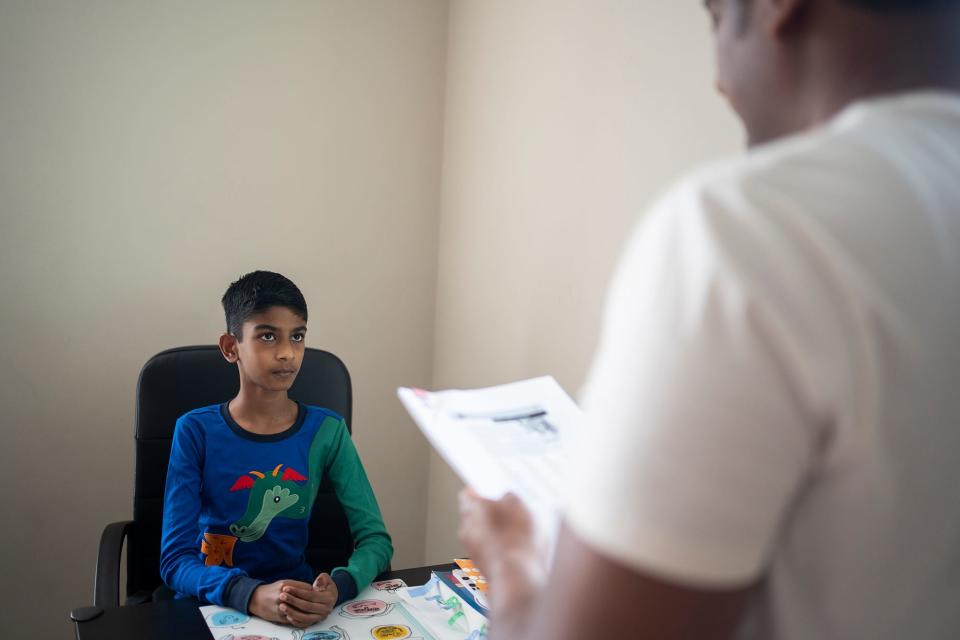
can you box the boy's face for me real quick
[220,305,307,393]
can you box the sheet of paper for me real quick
[202,580,449,640]
[399,573,487,640]
[397,376,582,530]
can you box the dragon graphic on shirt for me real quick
[202,427,328,565]
[228,462,312,542]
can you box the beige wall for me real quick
[425,0,741,562]
[0,1,447,637]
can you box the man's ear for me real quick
[760,0,808,37]
[219,333,239,363]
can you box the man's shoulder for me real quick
[670,128,857,208]
[637,124,904,274]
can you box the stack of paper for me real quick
[397,376,583,538]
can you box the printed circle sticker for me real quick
[302,631,344,640]
[341,599,392,618]
[371,625,412,640]
[207,611,251,627]
[372,579,406,592]
[298,626,348,640]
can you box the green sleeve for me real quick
[321,417,394,590]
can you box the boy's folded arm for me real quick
[325,419,395,592]
[160,418,255,607]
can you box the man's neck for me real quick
[802,6,960,128]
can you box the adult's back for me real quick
[569,90,960,640]
[457,2,960,639]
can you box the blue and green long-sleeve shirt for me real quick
[160,402,393,611]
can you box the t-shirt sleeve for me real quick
[565,180,826,588]
[160,416,252,605]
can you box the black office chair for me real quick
[94,345,357,607]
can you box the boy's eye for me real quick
[291,334,305,343]
[259,333,276,342]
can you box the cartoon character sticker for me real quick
[371,579,406,593]
[207,610,251,628]
[370,625,412,640]
[292,627,351,640]
[339,599,394,619]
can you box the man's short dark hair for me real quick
[842,0,960,10]
[737,0,960,11]
[221,270,308,338]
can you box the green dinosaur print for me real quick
[227,416,336,543]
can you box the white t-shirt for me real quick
[565,92,960,639]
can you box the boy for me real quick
[160,270,393,627]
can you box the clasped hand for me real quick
[250,572,338,628]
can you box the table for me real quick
[71,563,457,640]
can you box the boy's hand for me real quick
[311,572,339,610]
[249,580,296,625]
[249,578,335,627]
[312,573,340,618]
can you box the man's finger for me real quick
[458,487,485,514]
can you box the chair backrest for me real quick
[129,345,355,599]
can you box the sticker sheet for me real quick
[200,578,486,640]
[202,579,431,640]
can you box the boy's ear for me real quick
[219,333,239,363]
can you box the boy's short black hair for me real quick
[221,270,308,339]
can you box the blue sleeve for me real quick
[331,569,357,606]
[160,416,256,607]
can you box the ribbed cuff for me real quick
[331,570,357,606]
[223,575,264,613]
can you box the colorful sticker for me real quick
[371,579,406,593]
[370,625,411,640]
[218,635,279,640]
[340,599,393,618]
[294,627,351,640]
[207,611,251,627]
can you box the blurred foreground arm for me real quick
[459,490,751,640]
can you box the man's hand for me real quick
[249,578,336,628]
[457,489,548,629]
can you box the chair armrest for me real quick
[95,520,134,608]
